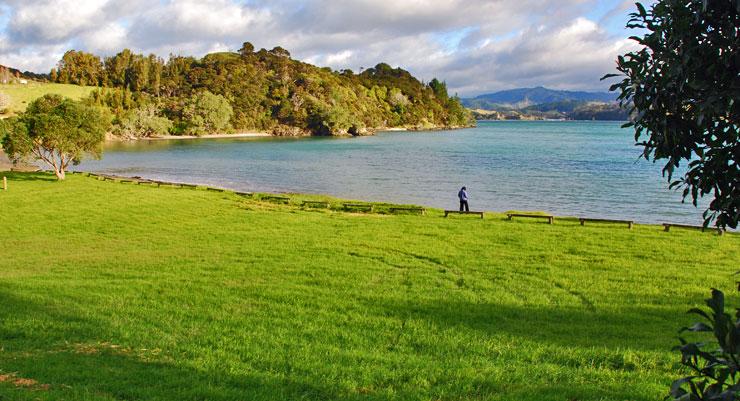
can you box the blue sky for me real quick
[0,0,649,96]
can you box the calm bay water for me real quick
[75,121,708,225]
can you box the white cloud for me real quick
[0,0,640,95]
[128,0,271,49]
[79,23,127,54]
[0,43,67,72]
[433,17,640,95]
[306,50,353,67]
[8,0,112,43]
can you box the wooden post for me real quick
[2,176,6,191]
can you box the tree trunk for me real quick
[54,168,65,180]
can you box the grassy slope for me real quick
[0,172,738,401]
[0,82,96,115]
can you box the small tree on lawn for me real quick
[0,94,111,180]
[604,0,739,229]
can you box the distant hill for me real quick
[462,87,625,121]
[0,64,48,83]
[462,86,615,109]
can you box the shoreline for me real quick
[107,131,272,142]
[106,124,475,142]
[56,170,729,232]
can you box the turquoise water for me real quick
[76,121,708,225]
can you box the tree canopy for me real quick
[180,91,233,136]
[0,94,111,180]
[606,0,739,229]
[112,104,172,139]
[51,44,473,137]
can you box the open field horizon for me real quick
[0,82,96,115]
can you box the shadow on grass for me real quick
[0,291,392,401]
[366,297,681,353]
[0,288,677,400]
[0,171,57,182]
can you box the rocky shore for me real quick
[229,123,474,138]
[105,123,476,142]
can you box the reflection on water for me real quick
[76,121,710,225]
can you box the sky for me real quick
[0,0,650,97]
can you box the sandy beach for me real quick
[107,131,272,142]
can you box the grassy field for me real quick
[0,82,96,115]
[0,171,738,400]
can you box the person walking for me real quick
[458,186,469,212]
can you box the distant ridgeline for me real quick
[0,64,48,83]
[461,86,628,121]
[42,43,473,137]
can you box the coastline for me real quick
[107,131,271,142]
[3,123,473,170]
[106,124,475,142]
[6,121,709,228]
[59,170,730,232]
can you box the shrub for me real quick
[181,91,233,136]
[669,288,740,400]
[113,104,173,139]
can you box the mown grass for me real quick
[0,82,96,115]
[0,171,738,400]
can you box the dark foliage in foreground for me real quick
[605,0,739,229]
[670,288,740,400]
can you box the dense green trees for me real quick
[50,44,473,137]
[180,91,233,136]
[428,78,448,101]
[112,104,172,139]
[606,0,738,229]
[0,94,111,179]
[55,50,104,86]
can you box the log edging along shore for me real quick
[62,170,729,235]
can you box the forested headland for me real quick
[46,43,474,138]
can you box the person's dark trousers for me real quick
[459,200,469,212]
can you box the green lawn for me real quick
[0,82,96,115]
[0,172,737,400]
